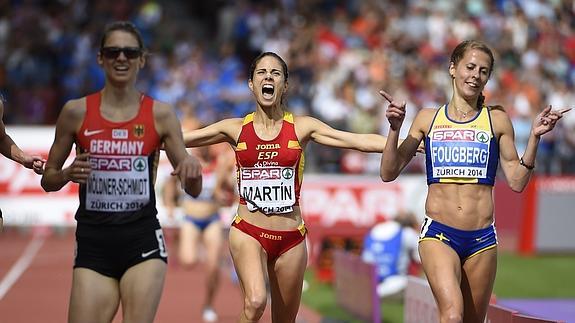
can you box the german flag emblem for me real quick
[134,124,145,138]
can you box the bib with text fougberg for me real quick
[425,104,499,185]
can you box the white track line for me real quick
[0,234,46,300]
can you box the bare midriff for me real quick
[237,204,303,231]
[426,183,494,230]
[182,199,220,219]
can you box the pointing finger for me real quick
[379,90,394,103]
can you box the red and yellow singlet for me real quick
[235,112,304,214]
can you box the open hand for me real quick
[379,90,406,131]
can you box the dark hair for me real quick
[450,40,494,109]
[99,21,145,51]
[248,52,288,82]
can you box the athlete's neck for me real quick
[254,106,284,125]
[449,96,478,118]
[101,87,141,109]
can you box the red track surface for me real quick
[0,228,321,323]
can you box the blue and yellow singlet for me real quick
[425,104,499,185]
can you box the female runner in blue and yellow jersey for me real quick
[380,40,570,323]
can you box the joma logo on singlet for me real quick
[256,144,281,150]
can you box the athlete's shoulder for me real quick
[413,107,438,129]
[418,107,439,117]
[487,104,505,112]
[487,104,508,118]
[150,97,172,111]
[61,97,87,119]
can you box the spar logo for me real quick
[432,129,476,141]
[133,157,147,172]
[242,167,289,180]
[90,157,132,171]
[476,131,490,143]
[282,168,294,179]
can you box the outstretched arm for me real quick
[183,118,242,148]
[155,102,202,197]
[0,101,45,174]
[296,116,387,152]
[498,105,570,192]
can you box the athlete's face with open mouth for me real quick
[450,48,491,101]
[249,55,287,108]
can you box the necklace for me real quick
[454,106,473,118]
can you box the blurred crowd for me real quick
[1,0,574,174]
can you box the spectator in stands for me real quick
[183,51,390,323]
[6,2,575,174]
[40,21,202,323]
[379,40,570,322]
[361,210,420,299]
[0,97,45,231]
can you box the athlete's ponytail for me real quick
[477,92,485,109]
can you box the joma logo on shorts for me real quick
[260,232,282,240]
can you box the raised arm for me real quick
[155,101,202,197]
[0,101,45,174]
[183,118,243,148]
[42,100,90,191]
[379,90,426,182]
[497,105,570,192]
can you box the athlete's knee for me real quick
[440,310,463,323]
[178,256,198,268]
[243,293,267,320]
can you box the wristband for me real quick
[520,157,535,170]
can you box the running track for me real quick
[0,228,321,323]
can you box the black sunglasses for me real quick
[100,47,143,59]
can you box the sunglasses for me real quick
[100,47,143,60]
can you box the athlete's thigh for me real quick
[461,248,497,322]
[267,240,307,323]
[419,240,464,313]
[229,226,268,301]
[178,220,201,265]
[68,268,120,323]
[203,222,224,268]
[119,259,167,323]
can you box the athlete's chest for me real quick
[236,124,301,167]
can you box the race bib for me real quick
[86,156,150,212]
[430,129,491,179]
[239,166,296,214]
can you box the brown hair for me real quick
[99,21,145,51]
[248,52,289,82]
